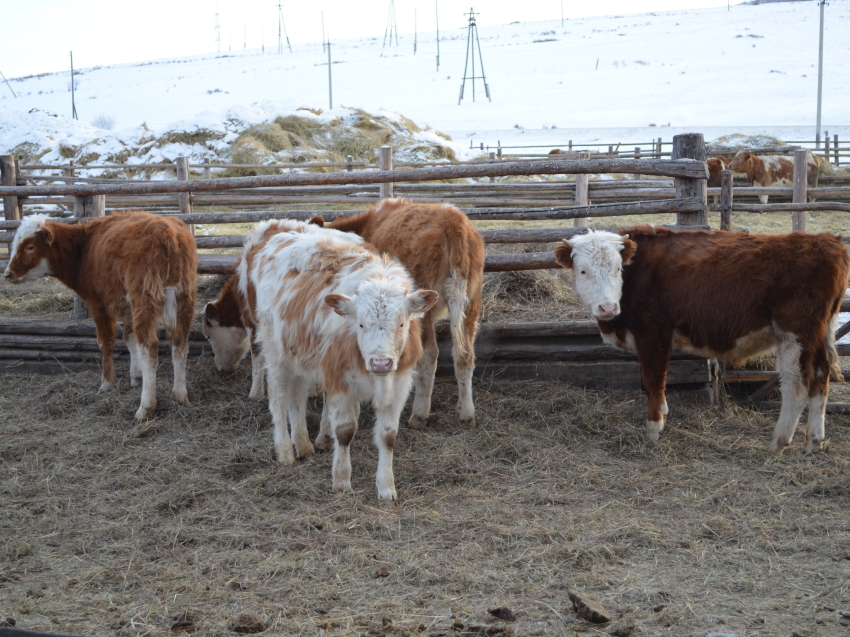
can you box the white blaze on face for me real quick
[565,231,631,321]
[4,214,51,282]
[202,312,250,372]
[327,278,436,375]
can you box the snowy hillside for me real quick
[1,1,848,166]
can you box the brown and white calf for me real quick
[202,220,365,399]
[3,212,198,421]
[729,150,820,204]
[311,198,485,435]
[241,220,437,500]
[555,226,849,453]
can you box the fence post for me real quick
[379,145,393,199]
[203,158,212,180]
[346,155,354,172]
[657,137,662,158]
[792,148,808,232]
[720,169,733,231]
[489,152,496,183]
[1,155,21,221]
[825,132,830,158]
[71,193,105,319]
[64,160,75,184]
[574,151,590,228]
[835,134,840,166]
[176,157,194,234]
[672,133,707,226]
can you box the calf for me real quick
[242,221,437,500]
[729,150,820,204]
[554,226,849,453]
[203,219,364,399]
[707,156,730,205]
[311,197,485,435]
[3,212,198,421]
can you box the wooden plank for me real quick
[673,133,707,226]
[720,169,733,231]
[792,149,808,232]
[1,154,21,221]
[709,202,850,213]
[0,158,710,197]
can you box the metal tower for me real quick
[215,2,221,52]
[383,0,399,47]
[277,2,292,53]
[458,8,490,104]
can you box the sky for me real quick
[2,0,742,79]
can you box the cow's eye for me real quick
[579,270,586,275]
[359,324,364,329]
[25,245,35,252]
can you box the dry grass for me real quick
[2,353,850,637]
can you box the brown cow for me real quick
[3,212,198,421]
[554,226,849,453]
[706,156,730,188]
[311,198,485,436]
[729,150,820,203]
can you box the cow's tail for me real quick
[827,310,843,382]
[443,221,482,362]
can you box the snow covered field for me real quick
[1,1,848,164]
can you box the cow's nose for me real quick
[3,269,12,281]
[597,304,619,319]
[370,358,393,374]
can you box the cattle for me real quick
[203,220,365,400]
[706,156,730,188]
[729,150,820,204]
[554,226,849,453]
[310,197,485,437]
[241,220,437,500]
[3,212,198,421]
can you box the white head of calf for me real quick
[554,230,637,321]
[326,278,438,375]
[203,302,251,372]
[3,214,54,283]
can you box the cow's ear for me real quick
[41,224,55,246]
[620,236,637,266]
[553,241,574,269]
[408,289,439,316]
[204,302,220,326]
[325,293,354,316]
[309,215,325,227]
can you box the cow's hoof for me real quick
[296,444,315,460]
[645,420,664,441]
[173,391,191,407]
[377,495,398,508]
[134,405,154,422]
[805,437,824,454]
[333,480,353,493]
[314,434,334,452]
[98,381,114,393]
[768,437,790,454]
[408,414,429,430]
[275,446,296,466]
[458,416,477,429]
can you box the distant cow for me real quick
[729,150,820,203]
[3,212,197,421]
[706,156,730,188]
[554,226,849,453]
[311,198,485,436]
[202,219,361,400]
[241,220,437,500]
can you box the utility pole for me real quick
[561,1,564,27]
[70,51,78,120]
[0,69,16,98]
[322,12,326,52]
[458,8,491,104]
[327,39,333,110]
[277,2,292,53]
[414,8,418,54]
[383,0,399,47]
[215,2,221,52]
[815,0,826,149]
[436,0,440,71]
[244,20,247,49]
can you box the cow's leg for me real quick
[455,285,480,428]
[167,288,194,407]
[759,194,769,205]
[374,374,414,502]
[248,329,266,400]
[265,360,296,465]
[90,303,117,392]
[315,394,333,451]
[805,349,831,453]
[285,374,314,460]
[409,315,437,430]
[770,336,809,453]
[328,392,359,493]
[130,296,161,422]
[637,339,671,441]
[124,325,142,387]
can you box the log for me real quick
[709,202,850,213]
[0,158,710,197]
[673,133,707,226]
[792,149,808,232]
[753,401,850,415]
[0,318,207,341]
[720,169,733,231]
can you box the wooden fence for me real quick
[2,133,850,407]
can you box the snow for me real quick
[0,2,848,166]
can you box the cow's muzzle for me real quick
[370,358,394,375]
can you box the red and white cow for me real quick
[555,226,849,453]
[311,198,485,435]
[729,150,820,204]
[202,219,362,400]
[706,156,730,188]
[3,212,198,421]
[241,220,437,501]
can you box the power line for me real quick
[277,2,292,53]
[458,7,491,105]
[383,0,399,47]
